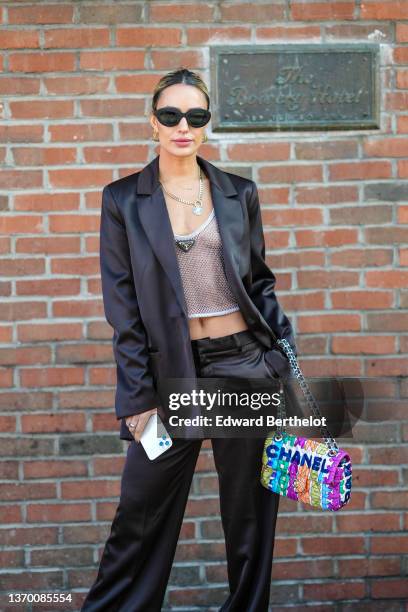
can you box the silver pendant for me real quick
[192,201,203,215]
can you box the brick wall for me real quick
[1,1,407,610]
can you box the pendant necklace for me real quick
[159,165,204,216]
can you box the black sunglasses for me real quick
[153,106,211,128]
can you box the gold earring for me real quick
[202,132,208,143]
[152,129,159,141]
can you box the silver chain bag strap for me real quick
[260,339,352,511]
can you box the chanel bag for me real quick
[260,339,352,511]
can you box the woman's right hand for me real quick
[125,407,161,443]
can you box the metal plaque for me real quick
[210,44,380,131]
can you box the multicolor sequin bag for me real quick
[260,339,352,511]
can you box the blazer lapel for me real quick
[136,154,245,317]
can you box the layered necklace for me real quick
[159,164,204,216]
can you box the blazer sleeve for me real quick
[247,180,297,356]
[99,184,161,419]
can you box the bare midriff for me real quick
[188,309,249,340]
[163,175,250,340]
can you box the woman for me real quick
[81,68,297,612]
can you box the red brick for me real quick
[27,503,91,523]
[87,319,110,338]
[13,146,76,166]
[0,258,45,277]
[18,322,82,342]
[63,524,110,544]
[89,367,116,385]
[16,278,80,296]
[370,491,408,510]
[228,143,290,161]
[259,163,323,183]
[364,137,408,157]
[331,249,393,268]
[0,30,39,48]
[153,3,215,21]
[262,208,323,226]
[329,161,392,181]
[116,28,182,47]
[292,3,355,21]
[91,405,117,428]
[24,459,87,479]
[80,97,144,117]
[49,213,100,232]
[44,27,109,48]
[366,270,408,288]
[396,23,408,42]
[295,228,358,247]
[51,256,99,275]
[0,324,12,342]
[95,501,117,521]
[0,365,13,389]
[186,26,251,45]
[352,468,399,488]
[0,214,44,233]
[297,184,357,204]
[49,170,111,189]
[298,313,361,333]
[303,581,366,600]
[336,513,400,533]
[85,145,146,166]
[80,50,144,71]
[361,3,408,20]
[369,446,408,465]
[150,49,205,70]
[371,578,408,599]
[221,2,284,21]
[0,571,63,590]
[0,482,57,501]
[21,412,86,433]
[332,335,396,354]
[302,536,366,555]
[0,461,19,479]
[185,497,220,518]
[0,527,58,547]
[365,358,408,377]
[16,234,80,249]
[56,343,111,364]
[49,123,112,142]
[52,299,103,318]
[0,504,23,523]
[298,270,360,289]
[371,535,408,554]
[92,456,125,476]
[61,480,120,500]
[0,550,24,567]
[10,99,74,119]
[8,5,73,24]
[338,556,401,578]
[257,25,321,41]
[0,346,51,366]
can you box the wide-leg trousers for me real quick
[81,329,282,612]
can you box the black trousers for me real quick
[81,330,281,612]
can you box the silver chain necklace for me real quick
[159,165,204,216]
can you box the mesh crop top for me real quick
[173,208,241,319]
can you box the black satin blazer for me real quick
[99,153,297,440]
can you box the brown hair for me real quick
[151,68,210,112]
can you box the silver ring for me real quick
[128,423,136,429]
